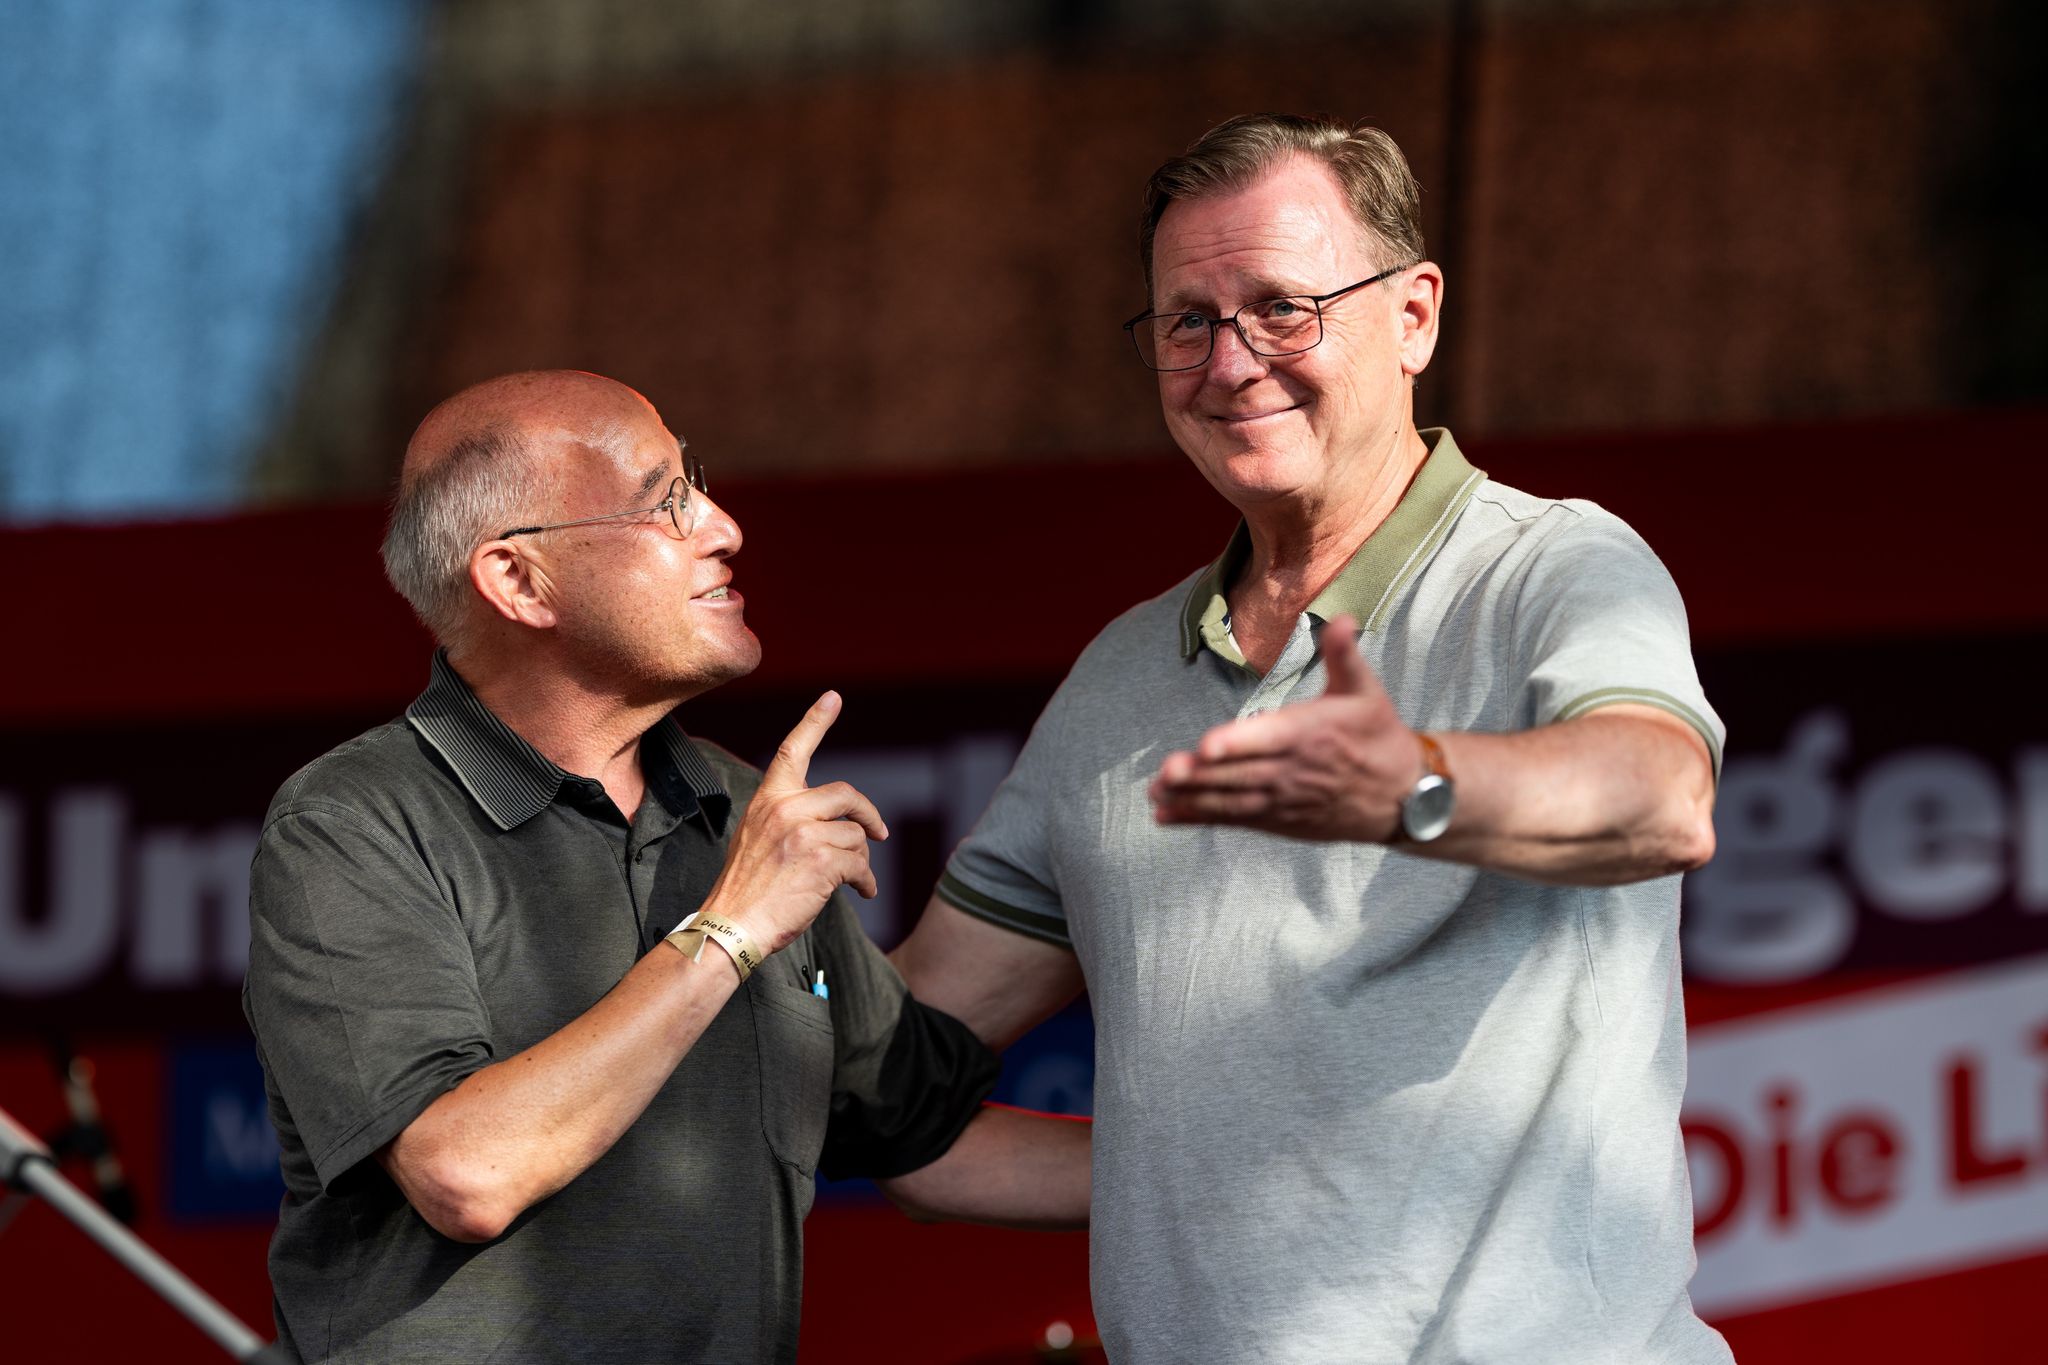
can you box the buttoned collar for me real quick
[1178,428,1484,661]
[405,650,731,834]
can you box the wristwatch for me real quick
[1397,733,1456,843]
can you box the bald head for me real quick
[382,370,668,647]
[402,369,652,482]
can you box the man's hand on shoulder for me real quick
[702,691,889,955]
[1149,614,1420,842]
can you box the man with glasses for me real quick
[894,116,1731,1362]
[244,370,1088,1363]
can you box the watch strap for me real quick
[1395,732,1457,844]
[1417,732,1451,781]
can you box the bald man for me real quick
[243,372,1088,1365]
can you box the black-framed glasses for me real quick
[1122,264,1412,372]
[497,452,708,541]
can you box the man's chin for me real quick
[1187,442,1316,505]
[729,631,765,679]
[697,630,763,689]
[650,627,761,706]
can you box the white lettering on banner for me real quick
[0,790,125,992]
[134,824,260,984]
[2021,751,2048,907]
[1682,955,2048,1318]
[0,734,1012,997]
[0,788,258,995]
[1685,710,2048,982]
[808,734,1018,942]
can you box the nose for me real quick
[1204,319,1270,386]
[692,492,742,556]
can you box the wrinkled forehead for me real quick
[1151,165,1372,306]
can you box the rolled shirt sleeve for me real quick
[936,676,1078,948]
[245,800,494,1192]
[811,890,1000,1180]
[1513,507,1725,775]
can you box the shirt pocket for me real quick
[748,981,836,1173]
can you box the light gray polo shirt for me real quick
[941,431,1732,1364]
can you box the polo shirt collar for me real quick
[405,651,731,834]
[1178,428,1484,659]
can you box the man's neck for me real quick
[449,643,680,820]
[1227,423,1432,674]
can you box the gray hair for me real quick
[1139,113,1425,297]
[380,425,547,645]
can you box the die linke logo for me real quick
[1681,955,2048,1317]
[1683,708,2048,983]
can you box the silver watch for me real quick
[1398,733,1456,842]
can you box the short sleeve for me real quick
[1514,507,1725,775]
[810,893,999,1179]
[936,678,1079,948]
[245,802,494,1191]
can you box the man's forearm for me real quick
[1423,706,1715,884]
[380,941,738,1242]
[1151,615,1717,885]
[877,1104,1091,1230]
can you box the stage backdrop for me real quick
[3,412,2043,1363]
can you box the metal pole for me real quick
[2,1105,282,1363]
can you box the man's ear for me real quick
[470,540,559,630]
[1398,260,1443,379]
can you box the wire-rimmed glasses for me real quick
[497,452,709,541]
[1122,264,1412,372]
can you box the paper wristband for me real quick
[662,911,763,982]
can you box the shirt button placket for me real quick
[1243,615,1318,718]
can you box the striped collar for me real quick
[1179,428,1485,660]
[405,651,731,834]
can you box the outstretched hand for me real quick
[1148,614,1426,842]
[701,691,889,954]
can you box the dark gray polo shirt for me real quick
[244,654,997,1364]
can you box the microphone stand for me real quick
[0,1103,287,1363]
[46,1036,138,1225]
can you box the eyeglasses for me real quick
[497,453,709,542]
[1121,264,1412,372]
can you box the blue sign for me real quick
[165,1039,284,1223]
[989,1006,1094,1118]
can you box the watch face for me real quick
[1402,775,1456,842]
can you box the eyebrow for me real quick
[1156,279,1303,313]
[631,464,668,502]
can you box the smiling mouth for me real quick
[1213,405,1300,423]
[696,586,730,601]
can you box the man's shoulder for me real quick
[1464,474,1594,531]
[1451,476,1658,566]
[263,717,441,830]
[1067,564,1209,676]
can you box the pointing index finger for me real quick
[765,690,841,789]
